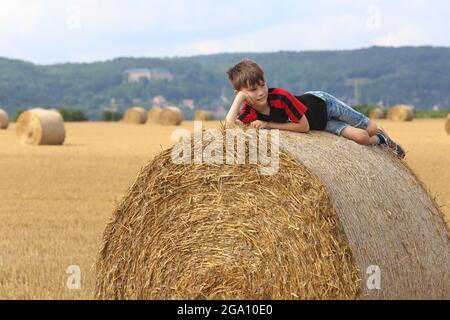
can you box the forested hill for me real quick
[1,46,449,119]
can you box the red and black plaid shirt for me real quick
[237,88,308,125]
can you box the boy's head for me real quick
[226,59,266,91]
[226,59,269,107]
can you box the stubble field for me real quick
[0,119,448,299]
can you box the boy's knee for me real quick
[366,120,378,136]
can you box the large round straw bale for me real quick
[124,107,147,124]
[16,108,65,145]
[147,106,162,124]
[95,124,450,300]
[368,108,385,119]
[445,113,450,135]
[194,110,214,121]
[387,104,414,121]
[159,106,183,126]
[0,108,9,129]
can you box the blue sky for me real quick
[1,0,449,65]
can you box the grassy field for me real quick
[0,119,449,299]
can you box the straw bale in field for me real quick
[368,108,385,119]
[124,107,147,124]
[159,106,183,126]
[16,108,65,145]
[147,107,162,124]
[194,110,214,121]
[95,123,450,300]
[387,105,414,121]
[0,108,9,129]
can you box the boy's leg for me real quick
[312,91,374,134]
[340,125,379,145]
[366,120,378,137]
[323,120,378,145]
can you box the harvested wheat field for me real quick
[0,119,449,299]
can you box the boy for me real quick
[225,59,405,159]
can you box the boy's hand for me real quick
[236,91,256,106]
[250,120,270,129]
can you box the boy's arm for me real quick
[268,116,310,133]
[225,92,249,125]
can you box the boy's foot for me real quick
[376,128,406,159]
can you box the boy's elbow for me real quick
[297,117,310,132]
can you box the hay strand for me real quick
[16,108,65,145]
[387,105,414,121]
[124,107,147,124]
[0,108,9,129]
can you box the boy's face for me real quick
[236,81,268,107]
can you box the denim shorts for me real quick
[304,91,370,135]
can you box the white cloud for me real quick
[373,27,429,46]
[0,0,449,64]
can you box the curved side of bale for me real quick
[147,106,162,124]
[95,127,360,300]
[194,110,214,121]
[0,108,9,129]
[124,107,147,124]
[16,108,65,145]
[387,105,414,121]
[368,108,385,119]
[159,106,184,126]
[279,130,450,299]
[445,113,450,135]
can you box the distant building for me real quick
[124,68,173,83]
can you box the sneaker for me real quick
[376,128,406,159]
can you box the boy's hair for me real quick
[226,59,266,90]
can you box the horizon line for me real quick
[1,45,449,67]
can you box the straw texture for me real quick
[387,105,414,121]
[0,108,9,129]
[124,107,147,124]
[95,124,360,299]
[95,123,450,300]
[16,108,65,145]
[279,129,450,299]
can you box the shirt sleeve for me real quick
[272,88,308,123]
[237,104,257,125]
